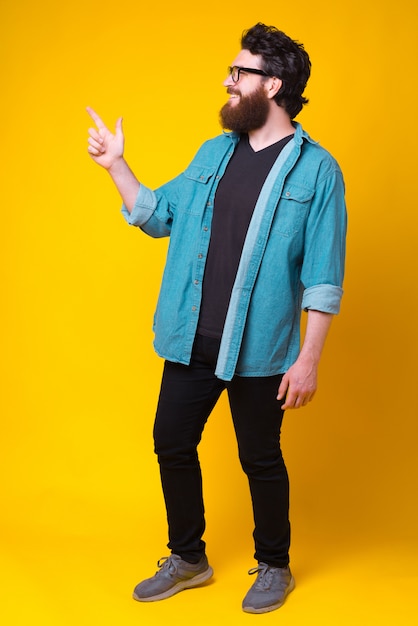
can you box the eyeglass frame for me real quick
[228,65,270,83]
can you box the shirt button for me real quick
[198,254,203,259]
[192,306,197,311]
[285,191,290,197]
[203,226,208,231]
[194,280,199,285]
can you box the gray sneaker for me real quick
[242,563,295,614]
[132,554,213,602]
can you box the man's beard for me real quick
[220,84,270,133]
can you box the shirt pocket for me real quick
[180,164,217,214]
[183,164,216,184]
[272,183,314,237]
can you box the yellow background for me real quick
[1,1,417,624]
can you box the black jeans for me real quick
[153,333,290,567]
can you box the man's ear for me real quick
[266,76,282,99]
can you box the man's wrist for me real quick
[107,156,127,175]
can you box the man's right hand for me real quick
[87,107,124,171]
[86,107,140,213]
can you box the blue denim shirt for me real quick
[122,122,347,380]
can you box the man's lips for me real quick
[227,88,240,102]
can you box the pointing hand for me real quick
[86,106,124,170]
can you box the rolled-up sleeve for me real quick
[121,184,158,227]
[300,162,347,314]
[120,175,182,238]
[302,284,344,313]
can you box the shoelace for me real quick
[155,556,179,577]
[248,563,275,590]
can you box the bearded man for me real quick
[87,23,347,614]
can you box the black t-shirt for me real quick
[197,133,293,339]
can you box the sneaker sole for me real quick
[242,575,295,614]
[132,566,214,602]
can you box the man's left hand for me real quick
[277,355,318,410]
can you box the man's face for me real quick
[220,49,270,133]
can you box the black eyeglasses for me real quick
[228,65,269,83]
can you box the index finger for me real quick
[86,106,106,130]
[280,383,298,409]
[276,373,289,400]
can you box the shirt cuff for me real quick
[302,284,343,314]
[121,184,157,226]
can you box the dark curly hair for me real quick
[241,23,311,119]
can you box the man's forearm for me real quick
[108,158,141,214]
[299,309,333,364]
[277,310,333,409]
